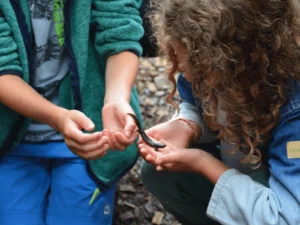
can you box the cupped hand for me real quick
[101,101,138,150]
[139,139,203,173]
[57,109,109,160]
[138,119,194,165]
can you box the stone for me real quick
[154,75,170,90]
[147,82,158,92]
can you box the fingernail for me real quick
[101,136,107,141]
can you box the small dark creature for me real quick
[127,113,166,149]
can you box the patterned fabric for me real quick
[24,0,68,142]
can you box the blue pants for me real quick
[0,142,115,225]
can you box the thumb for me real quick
[72,111,95,131]
[124,113,137,138]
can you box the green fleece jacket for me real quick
[0,0,144,188]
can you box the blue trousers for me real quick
[0,142,116,225]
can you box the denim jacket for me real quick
[176,75,300,225]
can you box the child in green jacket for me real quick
[0,0,143,224]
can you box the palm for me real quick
[145,120,191,148]
[101,102,137,150]
[102,102,132,131]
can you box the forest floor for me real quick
[113,57,182,225]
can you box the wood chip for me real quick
[134,207,140,218]
[144,195,152,201]
[123,201,136,209]
[152,211,165,225]
[119,184,136,193]
[119,211,135,221]
[144,202,154,214]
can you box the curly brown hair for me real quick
[149,0,300,163]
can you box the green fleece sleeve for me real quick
[91,0,144,59]
[0,11,23,76]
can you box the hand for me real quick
[139,139,204,173]
[57,109,109,160]
[138,119,195,165]
[101,101,138,150]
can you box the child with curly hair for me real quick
[0,0,143,224]
[139,0,300,224]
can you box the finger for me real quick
[80,136,109,152]
[72,111,95,131]
[82,144,110,160]
[102,129,114,149]
[124,114,137,138]
[110,131,126,150]
[139,146,162,161]
[138,143,159,158]
[115,132,137,146]
[65,130,102,145]
[145,145,161,159]
[103,130,126,150]
[157,163,179,172]
[66,136,109,153]
[139,148,156,165]
[156,153,181,165]
[156,165,165,171]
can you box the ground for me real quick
[113,58,182,225]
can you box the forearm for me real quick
[104,51,139,103]
[0,75,66,130]
[197,150,230,184]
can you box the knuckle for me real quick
[77,136,85,144]
[64,129,72,138]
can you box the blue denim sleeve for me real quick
[176,74,217,142]
[177,74,196,105]
[207,109,300,225]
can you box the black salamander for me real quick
[127,113,166,149]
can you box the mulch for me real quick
[113,57,181,225]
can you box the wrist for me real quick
[49,106,68,131]
[104,91,131,104]
[175,118,202,142]
[197,150,229,184]
[104,98,130,105]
